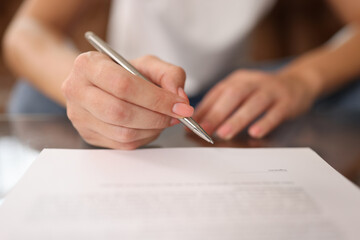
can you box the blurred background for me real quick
[0,0,342,113]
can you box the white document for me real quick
[0,148,359,240]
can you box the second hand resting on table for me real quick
[193,69,317,140]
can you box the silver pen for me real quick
[85,31,214,144]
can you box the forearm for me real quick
[279,24,360,99]
[3,17,78,106]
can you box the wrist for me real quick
[277,66,325,100]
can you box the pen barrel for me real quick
[85,32,149,83]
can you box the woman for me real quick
[3,0,360,149]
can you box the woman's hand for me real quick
[193,69,318,140]
[62,53,193,149]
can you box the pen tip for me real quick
[204,136,214,144]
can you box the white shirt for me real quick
[108,0,275,96]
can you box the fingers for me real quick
[248,103,287,138]
[194,70,261,125]
[192,70,302,140]
[194,84,256,134]
[68,105,161,144]
[192,84,223,123]
[78,85,172,129]
[78,128,159,150]
[216,91,273,139]
[73,52,193,118]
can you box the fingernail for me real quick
[249,125,262,138]
[178,87,189,102]
[172,103,194,117]
[216,124,233,140]
[170,118,180,126]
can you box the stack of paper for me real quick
[0,148,359,239]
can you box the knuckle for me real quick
[73,53,87,69]
[141,54,158,63]
[154,115,171,129]
[151,93,166,111]
[86,52,114,82]
[92,59,110,81]
[74,52,96,69]
[73,52,107,86]
[169,66,186,80]
[105,102,131,124]
[114,76,132,97]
